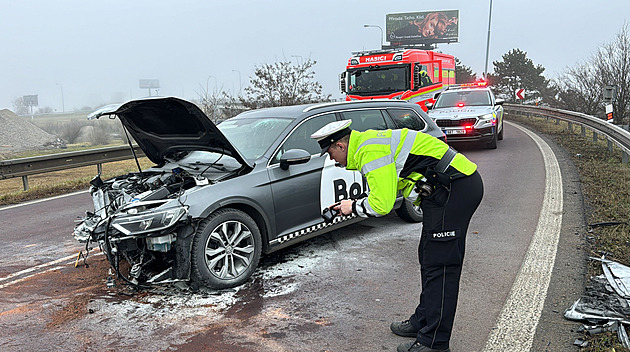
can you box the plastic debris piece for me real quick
[619,323,630,349]
[573,338,588,347]
[591,257,630,299]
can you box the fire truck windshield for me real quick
[347,66,408,95]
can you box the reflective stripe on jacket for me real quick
[345,129,477,217]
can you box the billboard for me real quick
[23,95,38,106]
[139,79,160,89]
[386,10,459,46]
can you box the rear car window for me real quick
[386,109,426,131]
[340,109,388,131]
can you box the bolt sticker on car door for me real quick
[319,158,365,211]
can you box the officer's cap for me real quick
[310,120,353,155]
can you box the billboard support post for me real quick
[139,79,160,97]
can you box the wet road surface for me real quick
[0,123,585,351]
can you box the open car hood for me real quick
[89,97,253,169]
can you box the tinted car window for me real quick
[340,109,388,131]
[387,109,426,131]
[272,113,337,163]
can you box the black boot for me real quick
[390,320,419,337]
[397,341,451,352]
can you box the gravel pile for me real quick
[0,109,62,157]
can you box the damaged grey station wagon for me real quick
[73,97,444,289]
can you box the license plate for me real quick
[445,129,466,135]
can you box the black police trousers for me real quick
[409,170,484,350]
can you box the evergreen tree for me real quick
[454,58,477,84]
[491,49,550,103]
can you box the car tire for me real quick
[484,128,498,149]
[191,208,262,289]
[497,121,504,140]
[395,199,423,223]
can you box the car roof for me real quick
[233,100,422,120]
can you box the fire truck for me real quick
[339,49,456,111]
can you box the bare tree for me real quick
[594,23,630,124]
[196,77,226,124]
[555,23,630,124]
[242,58,331,109]
[12,97,29,115]
[553,61,602,115]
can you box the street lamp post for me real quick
[363,24,383,49]
[483,0,494,79]
[232,70,242,95]
[56,83,65,113]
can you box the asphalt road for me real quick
[0,122,585,352]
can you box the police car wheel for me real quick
[395,199,423,223]
[191,208,262,289]
[484,129,498,149]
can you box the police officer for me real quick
[311,120,483,352]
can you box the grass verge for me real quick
[508,112,630,351]
[0,157,153,206]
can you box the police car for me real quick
[73,97,445,289]
[428,82,504,149]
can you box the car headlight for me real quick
[476,112,496,127]
[112,206,187,235]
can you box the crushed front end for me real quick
[74,169,199,287]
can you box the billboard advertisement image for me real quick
[386,10,459,46]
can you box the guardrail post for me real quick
[22,175,29,191]
[593,131,598,142]
[623,151,629,164]
[608,139,613,152]
[97,163,102,175]
[568,122,573,132]
[581,125,586,137]
[555,118,560,125]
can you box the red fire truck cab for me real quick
[340,49,456,111]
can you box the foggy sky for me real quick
[2,0,629,113]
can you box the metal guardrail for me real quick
[2,104,629,192]
[0,145,144,190]
[504,103,630,164]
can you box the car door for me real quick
[267,112,354,239]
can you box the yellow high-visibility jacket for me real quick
[346,128,477,217]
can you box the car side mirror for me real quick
[280,149,311,170]
[425,102,434,110]
[495,98,505,105]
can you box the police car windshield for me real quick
[348,66,408,95]
[435,90,492,108]
[218,117,292,160]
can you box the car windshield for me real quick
[348,66,408,95]
[218,117,292,160]
[435,90,492,108]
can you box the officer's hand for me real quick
[333,199,354,216]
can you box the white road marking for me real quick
[483,122,564,351]
[0,189,88,211]
[0,250,102,289]
[0,266,66,289]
